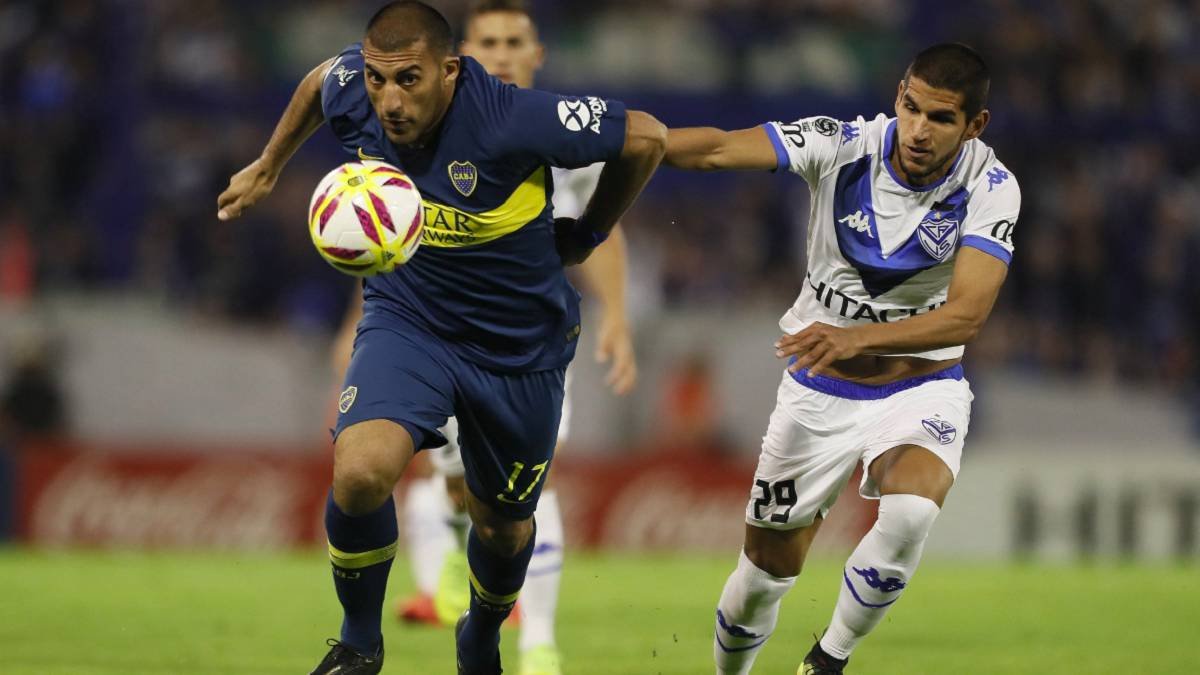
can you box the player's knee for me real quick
[473,517,534,558]
[744,543,800,578]
[875,494,940,545]
[332,460,396,515]
[874,447,955,505]
[331,420,411,514]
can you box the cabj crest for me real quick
[448,161,477,197]
[338,386,358,414]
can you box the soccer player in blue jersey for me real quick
[328,4,638,674]
[216,2,665,673]
[664,44,1018,673]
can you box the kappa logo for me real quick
[917,208,959,262]
[448,161,478,197]
[716,609,765,640]
[840,121,860,145]
[838,210,873,238]
[852,566,907,593]
[338,386,358,414]
[921,416,956,444]
[986,167,1010,192]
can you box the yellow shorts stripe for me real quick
[327,540,399,569]
[467,566,521,606]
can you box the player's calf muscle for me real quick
[465,493,534,557]
[470,518,534,558]
[744,520,822,578]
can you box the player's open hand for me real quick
[217,158,278,221]
[775,322,864,378]
[595,314,637,395]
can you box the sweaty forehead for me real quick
[905,77,964,114]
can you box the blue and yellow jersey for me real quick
[320,45,627,372]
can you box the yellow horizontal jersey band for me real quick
[421,166,547,248]
[327,540,399,569]
[468,566,522,607]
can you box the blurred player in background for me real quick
[217,1,664,673]
[329,3,638,673]
[664,44,1018,673]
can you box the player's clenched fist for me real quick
[775,321,865,377]
[217,157,279,221]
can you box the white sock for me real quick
[820,494,941,660]
[519,489,565,652]
[402,477,456,596]
[713,549,796,675]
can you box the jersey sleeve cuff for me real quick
[961,234,1012,265]
[602,99,629,161]
[762,123,790,173]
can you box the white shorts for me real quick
[430,373,573,479]
[746,365,973,530]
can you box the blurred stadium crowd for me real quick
[1,0,1198,397]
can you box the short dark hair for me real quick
[365,1,454,57]
[464,0,535,36]
[467,0,531,19]
[905,43,990,119]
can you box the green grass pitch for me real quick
[0,548,1196,674]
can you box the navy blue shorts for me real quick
[334,308,566,520]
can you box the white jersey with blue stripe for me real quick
[763,113,1020,361]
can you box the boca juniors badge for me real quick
[338,386,358,414]
[448,161,478,197]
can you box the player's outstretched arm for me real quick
[777,247,1009,375]
[216,58,333,221]
[577,225,637,395]
[562,111,666,265]
[664,126,779,172]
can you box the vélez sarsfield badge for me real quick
[916,210,959,262]
[448,161,477,197]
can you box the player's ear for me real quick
[894,79,906,112]
[442,56,460,85]
[964,108,989,141]
[533,41,546,71]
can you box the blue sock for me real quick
[457,523,536,672]
[325,491,398,655]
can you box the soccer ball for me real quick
[308,160,424,276]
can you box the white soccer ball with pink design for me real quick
[308,160,423,276]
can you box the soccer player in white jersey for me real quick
[329,3,636,673]
[664,43,1019,674]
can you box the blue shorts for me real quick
[334,306,566,520]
